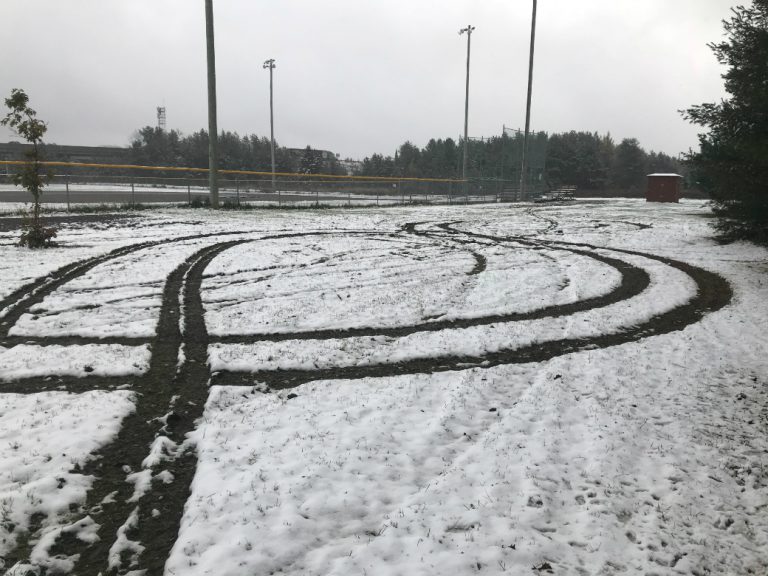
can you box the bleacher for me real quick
[534,185,577,203]
[497,185,577,204]
[498,186,521,202]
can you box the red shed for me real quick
[647,173,683,203]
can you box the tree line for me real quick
[129,126,346,176]
[130,124,681,194]
[358,131,681,195]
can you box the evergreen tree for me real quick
[597,133,616,187]
[299,146,324,174]
[611,138,648,194]
[130,126,184,168]
[647,151,680,175]
[181,130,211,169]
[396,141,421,177]
[442,138,460,179]
[361,153,395,177]
[546,132,607,190]
[684,0,768,243]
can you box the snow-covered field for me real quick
[0,200,766,575]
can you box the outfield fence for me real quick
[0,161,541,209]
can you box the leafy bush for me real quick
[1,89,57,248]
[18,216,57,248]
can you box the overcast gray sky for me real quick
[1,0,734,159]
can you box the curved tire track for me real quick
[0,230,262,343]
[0,221,732,574]
[211,223,731,389]
[1,230,392,573]
[0,234,254,572]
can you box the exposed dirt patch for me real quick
[0,214,137,233]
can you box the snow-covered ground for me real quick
[0,200,766,575]
[0,391,135,571]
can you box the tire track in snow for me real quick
[0,233,255,571]
[0,221,732,574]
[210,223,731,389]
[0,229,260,346]
[53,240,249,575]
[0,230,389,573]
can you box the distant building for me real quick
[0,142,132,169]
[647,173,683,203]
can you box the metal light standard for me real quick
[205,0,220,208]
[459,25,475,192]
[263,58,277,192]
[520,0,538,200]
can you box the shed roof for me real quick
[647,173,683,178]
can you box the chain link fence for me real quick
[0,163,542,211]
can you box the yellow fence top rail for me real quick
[0,160,465,184]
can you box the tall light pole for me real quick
[520,0,538,200]
[263,58,277,192]
[459,25,475,188]
[205,0,219,208]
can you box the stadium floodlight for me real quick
[520,0,538,200]
[263,59,277,192]
[459,25,475,189]
[205,0,219,208]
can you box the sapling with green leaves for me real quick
[1,88,56,247]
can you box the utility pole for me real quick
[520,0,538,201]
[459,25,475,190]
[263,58,277,192]
[205,0,220,208]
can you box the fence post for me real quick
[236,178,240,207]
[449,181,452,205]
[65,175,70,212]
[400,181,404,205]
[131,177,135,209]
[275,178,279,206]
[187,182,191,206]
